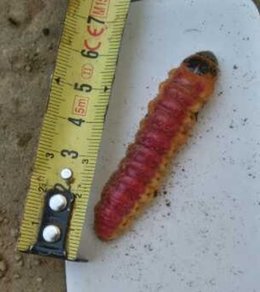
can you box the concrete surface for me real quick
[0,1,67,291]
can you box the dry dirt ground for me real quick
[0,0,68,291]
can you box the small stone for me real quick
[14,273,21,279]
[10,228,18,238]
[15,254,24,267]
[0,260,7,278]
[3,218,9,224]
[15,254,22,262]
[0,260,7,272]
[36,276,43,283]
[42,28,50,36]
[32,258,41,266]
[25,64,32,72]
[17,260,24,267]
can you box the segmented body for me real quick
[94,51,218,240]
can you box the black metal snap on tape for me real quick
[30,185,75,258]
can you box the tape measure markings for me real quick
[18,0,131,260]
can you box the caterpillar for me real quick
[94,51,218,241]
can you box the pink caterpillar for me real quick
[94,51,219,240]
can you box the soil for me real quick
[0,0,68,291]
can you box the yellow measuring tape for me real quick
[18,0,131,260]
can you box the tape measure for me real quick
[18,0,131,261]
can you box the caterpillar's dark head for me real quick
[183,51,218,77]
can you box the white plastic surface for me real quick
[66,0,260,291]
